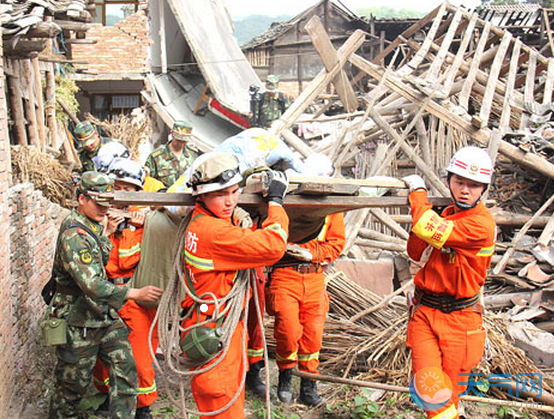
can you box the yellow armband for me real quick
[412,209,454,249]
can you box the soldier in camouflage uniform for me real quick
[144,120,200,188]
[48,171,163,419]
[74,121,111,174]
[257,75,290,129]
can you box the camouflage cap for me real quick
[266,75,280,91]
[171,120,193,141]
[74,121,97,147]
[78,171,114,206]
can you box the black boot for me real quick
[246,360,267,397]
[135,406,153,419]
[277,369,293,403]
[299,377,324,406]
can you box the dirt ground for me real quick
[11,342,551,419]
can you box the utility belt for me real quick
[270,261,322,274]
[111,276,131,286]
[415,288,480,314]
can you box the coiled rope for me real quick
[149,210,271,418]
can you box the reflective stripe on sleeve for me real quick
[264,222,288,244]
[412,209,454,249]
[184,250,214,271]
[430,404,457,419]
[118,243,140,258]
[476,245,495,257]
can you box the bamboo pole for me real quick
[22,59,40,148]
[293,371,554,412]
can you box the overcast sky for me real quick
[223,0,481,17]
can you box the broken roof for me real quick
[241,0,362,50]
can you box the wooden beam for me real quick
[25,21,62,38]
[53,19,90,32]
[22,59,39,148]
[4,40,46,55]
[304,16,358,113]
[159,0,167,74]
[103,191,451,210]
[520,50,537,130]
[32,56,46,151]
[7,71,27,146]
[459,22,491,110]
[269,30,365,141]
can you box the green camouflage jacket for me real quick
[78,136,111,174]
[145,141,199,187]
[51,210,128,328]
[257,91,290,129]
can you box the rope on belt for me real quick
[416,288,480,313]
[151,211,261,418]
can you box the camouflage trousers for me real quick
[48,319,138,419]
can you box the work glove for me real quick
[402,175,427,193]
[286,244,313,262]
[264,170,289,205]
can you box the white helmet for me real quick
[107,157,145,190]
[92,141,131,172]
[189,152,242,196]
[446,146,493,184]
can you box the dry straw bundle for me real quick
[11,145,74,207]
[89,110,150,159]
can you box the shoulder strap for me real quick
[64,220,107,262]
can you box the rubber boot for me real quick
[135,406,153,419]
[246,360,267,397]
[277,369,293,403]
[299,377,324,406]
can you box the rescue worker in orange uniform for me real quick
[92,157,161,419]
[403,146,496,419]
[181,152,289,418]
[267,212,345,406]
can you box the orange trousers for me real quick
[93,300,159,408]
[187,319,246,419]
[266,268,329,373]
[407,305,486,419]
[247,271,266,365]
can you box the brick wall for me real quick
[71,10,151,74]
[5,183,69,415]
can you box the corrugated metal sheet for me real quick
[166,0,260,115]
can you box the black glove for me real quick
[265,170,288,205]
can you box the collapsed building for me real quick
[2,0,554,416]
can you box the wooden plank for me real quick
[22,59,39,148]
[459,22,492,110]
[269,30,365,141]
[441,13,478,97]
[104,191,451,210]
[7,71,27,146]
[287,174,406,188]
[543,59,554,106]
[32,57,46,152]
[499,39,522,130]
[520,50,538,130]
[400,2,447,75]
[427,9,464,82]
[479,31,512,126]
[304,16,358,113]
[372,4,442,64]
[350,53,554,180]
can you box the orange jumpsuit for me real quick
[406,190,496,419]
[267,213,345,374]
[93,219,160,408]
[181,203,288,419]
